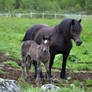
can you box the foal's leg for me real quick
[60,52,69,79]
[36,61,41,86]
[25,56,31,80]
[44,61,50,79]
[33,61,43,78]
[49,54,55,77]
[21,57,26,80]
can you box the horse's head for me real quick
[70,19,82,46]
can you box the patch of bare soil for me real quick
[0,52,92,86]
[0,52,21,65]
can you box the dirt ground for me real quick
[0,52,92,86]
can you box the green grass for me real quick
[4,60,21,69]
[0,70,5,74]
[85,79,92,86]
[0,16,92,63]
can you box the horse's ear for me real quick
[71,19,75,25]
[78,19,82,23]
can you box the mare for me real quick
[23,18,82,79]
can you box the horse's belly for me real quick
[50,44,72,55]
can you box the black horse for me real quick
[23,18,82,79]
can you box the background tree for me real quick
[0,0,91,14]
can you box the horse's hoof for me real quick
[40,74,44,78]
[50,74,53,78]
[60,75,67,80]
[34,74,37,78]
[34,74,44,78]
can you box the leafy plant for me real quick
[68,53,80,63]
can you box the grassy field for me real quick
[0,16,92,68]
[0,16,92,92]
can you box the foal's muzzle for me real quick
[75,39,82,46]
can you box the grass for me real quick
[4,60,21,69]
[0,16,92,64]
[0,16,92,92]
[0,70,5,74]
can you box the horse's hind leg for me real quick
[33,61,37,78]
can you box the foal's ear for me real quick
[48,35,51,40]
[78,19,82,23]
[43,35,45,40]
[71,19,75,25]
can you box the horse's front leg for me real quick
[60,52,69,79]
[49,54,55,77]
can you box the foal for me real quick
[21,36,51,85]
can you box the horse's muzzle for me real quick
[75,40,82,46]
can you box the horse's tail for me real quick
[22,26,34,41]
[22,24,49,41]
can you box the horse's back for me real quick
[23,24,48,41]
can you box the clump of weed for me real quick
[71,80,83,87]
[4,60,21,69]
[18,76,39,92]
[68,53,80,63]
[82,50,89,55]
[85,79,92,86]
[0,70,5,74]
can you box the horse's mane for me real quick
[55,19,82,37]
[55,19,72,36]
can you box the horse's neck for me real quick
[54,26,71,41]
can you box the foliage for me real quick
[68,53,80,63]
[0,0,92,13]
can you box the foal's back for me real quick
[21,40,37,58]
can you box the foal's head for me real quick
[70,19,82,46]
[40,35,51,54]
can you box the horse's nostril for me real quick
[76,40,82,46]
